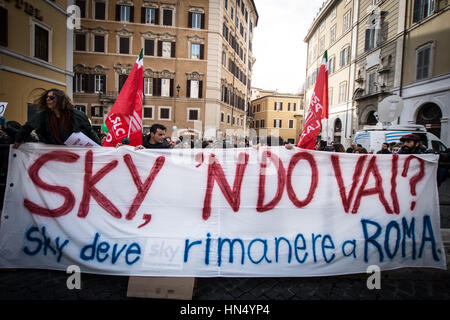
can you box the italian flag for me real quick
[102,49,144,147]
[297,51,329,149]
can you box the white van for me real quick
[354,124,448,153]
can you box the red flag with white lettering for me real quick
[297,51,329,149]
[102,50,143,147]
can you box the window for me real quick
[223,23,229,41]
[255,120,259,128]
[330,25,336,45]
[260,119,265,128]
[368,71,377,94]
[74,73,88,92]
[0,6,7,46]
[225,0,228,10]
[319,36,325,54]
[328,56,335,74]
[142,7,157,24]
[188,109,200,121]
[189,12,204,29]
[75,34,86,51]
[222,51,226,67]
[231,6,234,20]
[76,0,86,18]
[274,102,282,111]
[340,46,349,67]
[343,10,351,32]
[34,24,49,62]
[187,79,203,98]
[161,78,171,97]
[416,44,432,80]
[144,39,154,56]
[413,0,435,23]
[159,107,171,120]
[163,9,173,26]
[191,43,204,59]
[94,74,105,93]
[274,119,282,128]
[221,112,225,123]
[144,78,153,96]
[91,105,103,117]
[339,82,347,103]
[365,20,378,51]
[116,5,133,22]
[119,74,128,92]
[227,114,231,124]
[158,41,175,58]
[289,119,294,129]
[94,1,106,20]
[94,35,105,52]
[119,37,130,54]
[143,106,153,119]
[330,7,337,20]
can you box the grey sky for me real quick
[251,0,324,94]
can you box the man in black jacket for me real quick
[135,124,172,150]
[376,142,392,154]
[397,134,422,154]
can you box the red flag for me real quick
[297,51,329,149]
[103,50,143,147]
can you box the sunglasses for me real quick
[46,95,55,100]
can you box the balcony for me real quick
[99,91,118,103]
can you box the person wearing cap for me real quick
[397,134,422,154]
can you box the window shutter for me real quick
[274,119,276,128]
[171,42,176,58]
[101,75,106,93]
[88,74,95,93]
[141,7,146,23]
[157,41,162,56]
[200,44,204,59]
[155,8,159,24]
[280,102,283,111]
[145,39,154,56]
[413,0,422,22]
[188,12,192,28]
[156,78,161,96]
[0,7,7,47]
[199,81,203,98]
[365,29,371,51]
[152,78,158,96]
[201,13,205,29]
[170,79,174,97]
[130,6,134,22]
[115,5,120,21]
[186,80,191,98]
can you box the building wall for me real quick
[251,93,303,144]
[304,0,355,146]
[73,0,258,139]
[0,0,72,124]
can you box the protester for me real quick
[391,142,402,153]
[333,143,345,152]
[315,140,327,151]
[354,147,368,154]
[346,142,357,153]
[135,124,172,150]
[13,89,100,148]
[397,134,422,154]
[376,142,392,154]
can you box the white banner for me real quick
[0,143,446,276]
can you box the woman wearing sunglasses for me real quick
[13,89,100,148]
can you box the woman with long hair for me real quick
[14,89,100,148]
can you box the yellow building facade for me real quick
[250,91,303,144]
[0,0,73,124]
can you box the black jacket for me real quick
[16,109,101,145]
[142,134,171,149]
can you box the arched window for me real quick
[333,118,342,143]
[416,103,442,138]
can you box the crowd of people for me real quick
[313,133,424,155]
[0,88,448,208]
